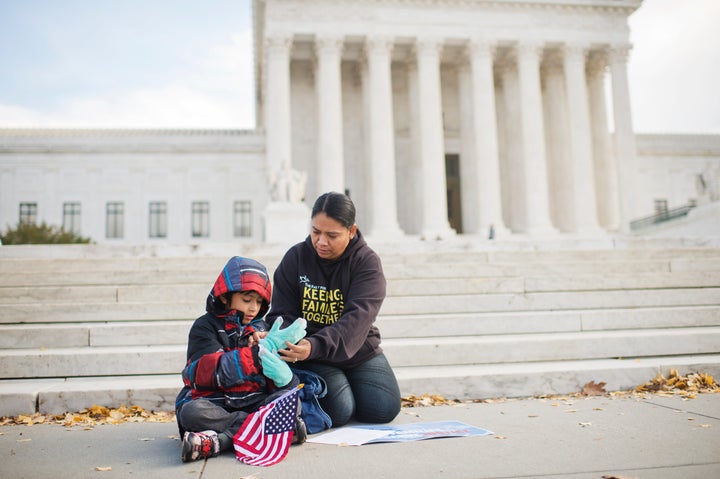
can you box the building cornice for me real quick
[636,134,720,157]
[0,127,256,137]
[0,128,266,154]
[258,0,641,14]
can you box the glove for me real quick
[258,344,292,387]
[259,317,307,354]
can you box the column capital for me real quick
[414,37,444,58]
[562,43,589,63]
[315,34,345,57]
[466,38,497,60]
[608,43,633,64]
[516,40,545,60]
[264,33,294,56]
[586,49,609,76]
[364,35,394,57]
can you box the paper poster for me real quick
[307,420,493,446]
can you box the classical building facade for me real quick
[256,0,641,239]
[1,0,719,245]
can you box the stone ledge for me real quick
[3,355,720,416]
[395,354,720,399]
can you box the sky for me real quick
[0,0,718,134]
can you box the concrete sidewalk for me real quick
[1,394,719,479]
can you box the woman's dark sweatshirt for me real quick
[266,230,386,369]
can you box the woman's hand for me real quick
[279,339,312,363]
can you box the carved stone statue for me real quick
[697,163,720,204]
[268,160,307,203]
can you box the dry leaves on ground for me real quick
[0,404,175,427]
[401,394,462,407]
[630,369,720,399]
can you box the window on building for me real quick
[148,201,168,238]
[191,201,210,237]
[19,202,38,224]
[233,201,252,237]
[106,202,124,239]
[62,202,82,234]
[654,199,669,218]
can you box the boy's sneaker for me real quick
[181,430,220,462]
[292,416,307,445]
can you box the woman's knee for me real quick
[321,378,355,427]
[354,387,401,423]
[349,354,401,423]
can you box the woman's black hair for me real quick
[311,191,356,229]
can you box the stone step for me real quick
[381,287,720,315]
[3,272,719,304]
[3,327,719,379]
[0,259,690,287]
[1,285,717,324]
[3,247,718,273]
[378,305,720,338]
[0,321,194,349]
[0,345,186,379]
[3,354,720,416]
[383,326,720,367]
[393,353,720,400]
[0,301,198,323]
[3,305,719,350]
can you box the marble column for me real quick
[609,44,637,234]
[415,37,455,239]
[542,52,573,232]
[467,39,508,238]
[264,34,293,173]
[406,59,423,234]
[587,49,619,231]
[516,41,556,235]
[499,60,524,232]
[563,43,601,234]
[315,35,345,194]
[364,36,403,238]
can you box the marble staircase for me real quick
[1,239,719,416]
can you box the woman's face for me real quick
[310,212,357,261]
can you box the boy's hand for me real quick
[259,318,307,354]
[258,344,292,387]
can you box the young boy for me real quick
[175,256,306,462]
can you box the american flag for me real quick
[233,385,300,466]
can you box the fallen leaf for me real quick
[494,435,507,439]
[581,381,607,396]
[94,466,112,471]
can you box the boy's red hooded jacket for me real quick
[175,256,274,427]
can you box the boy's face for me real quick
[222,291,265,324]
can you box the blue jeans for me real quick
[298,353,401,427]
